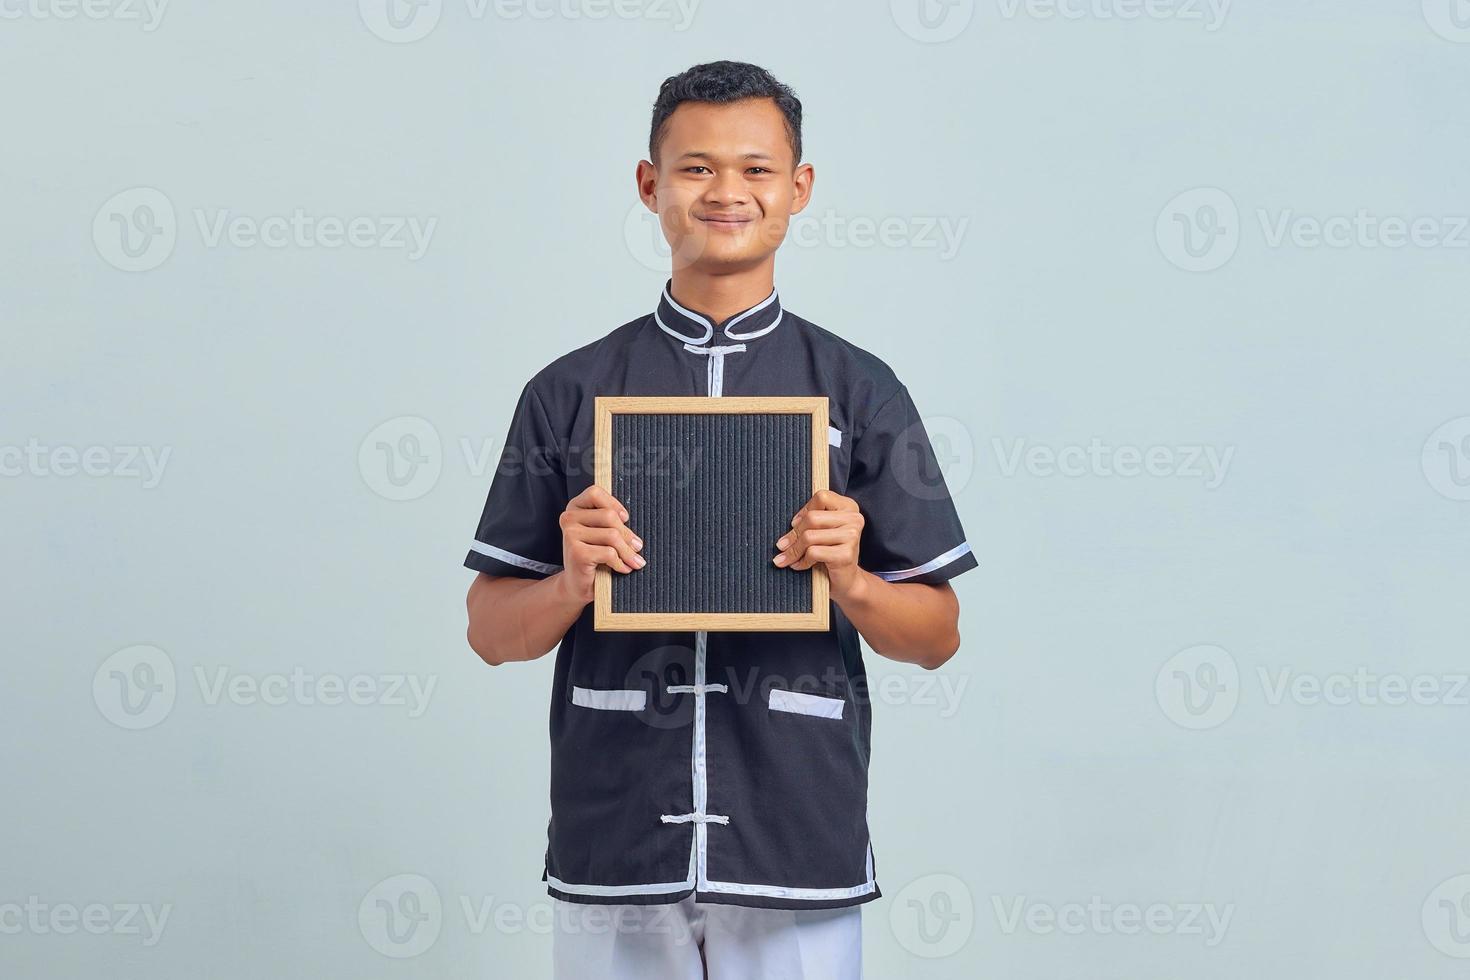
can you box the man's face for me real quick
[638,98,814,274]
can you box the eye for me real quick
[747,167,772,175]
[684,166,711,175]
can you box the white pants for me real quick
[551,894,862,980]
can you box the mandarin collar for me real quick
[654,280,783,347]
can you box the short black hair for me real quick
[649,61,803,167]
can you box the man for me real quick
[464,61,976,979]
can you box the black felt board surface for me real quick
[611,412,812,614]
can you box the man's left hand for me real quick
[774,490,865,595]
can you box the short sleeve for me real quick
[846,386,977,585]
[463,382,567,579]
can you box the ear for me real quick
[635,159,659,211]
[789,162,815,216]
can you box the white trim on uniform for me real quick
[657,288,715,344]
[682,342,746,397]
[545,873,693,897]
[692,629,714,887]
[722,289,781,340]
[701,843,877,902]
[701,878,876,901]
[469,540,562,575]
[570,687,647,712]
[872,541,973,582]
[827,425,843,447]
[547,841,874,903]
[667,683,729,695]
[768,688,845,720]
[660,812,729,825]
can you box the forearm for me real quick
[466,571,586,666]
[832,571,960,670]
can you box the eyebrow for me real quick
[677,151,776,162]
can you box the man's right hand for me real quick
[556,485,644,603]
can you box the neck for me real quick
[669,260,775,325]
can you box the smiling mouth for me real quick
[698,214,755,229]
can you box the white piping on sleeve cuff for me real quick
[871,541,973,582]
[468,541,562,575]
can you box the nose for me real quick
[702,170,750,208]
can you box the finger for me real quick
[563,508,643,548]
[772,528,808,567]
[792,543,855,571]
[786,529,857,569]
[576,526,645,569]
[773,526,851,568]
[573,542,631,574]
[777,513,857,557]
[571,485,629,522]
[807,489,859,513]
[788,510,860,533]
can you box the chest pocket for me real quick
[768,687,846,720]
[570,686,647,711]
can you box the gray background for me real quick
[4,0,1470,977]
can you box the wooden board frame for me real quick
[594,396,830,632]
